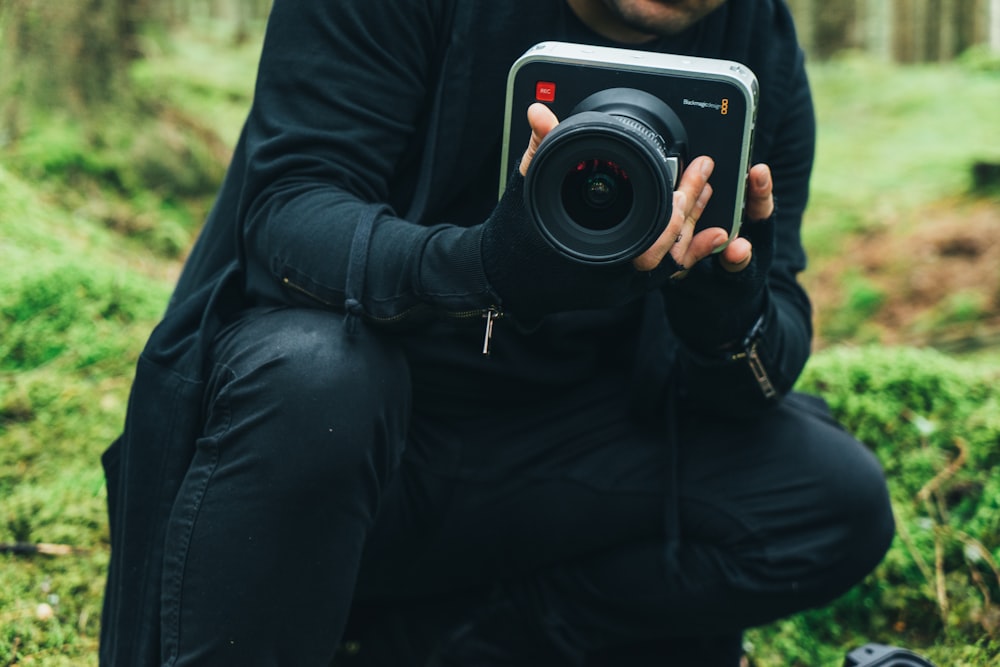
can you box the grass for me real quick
[0,161,171,665]
[2,23,1000,666]
[0,22,255,665]
[130,21,266,150]
[747,347,1000,666]
[804,54,1000,255]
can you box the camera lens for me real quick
[523,88,687,265]
[562,159,634,230]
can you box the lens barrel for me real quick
[524,88,688,264]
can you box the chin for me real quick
[606,0,726,36]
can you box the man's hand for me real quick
[631,154,719,276]
[519,103,774,278]
[660,160,777,355]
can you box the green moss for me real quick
[0,265,166,372]
[746,347,1000,665]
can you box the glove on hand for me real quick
[664,211,776,354]
[479,172,681,326]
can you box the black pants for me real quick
[161,307,894,666]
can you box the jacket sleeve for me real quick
[671,49,816,414]
[237,0,498,325]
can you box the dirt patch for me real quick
[806,197,1000,351]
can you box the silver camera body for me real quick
[500,41,759,264]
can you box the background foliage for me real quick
[1,4,1000,666]
[747,348,1000,665]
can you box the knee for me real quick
[262,309,409,406]
[734,409,895,612]
[284,312,410,455]
[216,308,411,486]
[780,432,895,609]
[828,442,896,585]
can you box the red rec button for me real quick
[535,81,556,102]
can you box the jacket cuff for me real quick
[413,223,498,312]
[667,271,768,355]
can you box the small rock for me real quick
[35,602,55,621]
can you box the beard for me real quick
[600,0,727,36]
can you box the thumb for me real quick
[519,103,560,176]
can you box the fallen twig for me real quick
[953,529,1000,592]
[917,436,969,503]
[933,525,948,624]
[894,517,936,595]
[0,542,89,556]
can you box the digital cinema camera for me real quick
[500,41,759,265]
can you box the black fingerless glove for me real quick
[479,172,679,326]
[664,211,776,354]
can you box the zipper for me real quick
[730,341,777,399]
[283,277,503,354]
[727,314,777,399]
[479,306,502,355]
[282,277,336,308]
[438,305,504,355]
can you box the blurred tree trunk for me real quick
[0,0,150,139]
[865,0,894,61]
[156,0,270,45]
[814,1,858,58]
[893,0,916,62]
[992,0,1000,52]
[786,0,816,56]
[788,0,996,61]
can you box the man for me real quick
[100,1,895,665]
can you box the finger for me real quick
[633,159,716,273]
[746,163,774,221]
[633,191,688,272]
[675,156,714,218]
[719,236,753,273]
[668,156,713,255]
[519,103,560,176]
[669,181,713,265]
[634,157,712,269]
[675,226,729,277]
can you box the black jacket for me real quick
[101,1,815,663]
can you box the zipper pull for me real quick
[727,315,777,400]
[481,307,500,355]
[746,341,778,399]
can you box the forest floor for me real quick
[807,194,1000,352]
[3,22,1000,667]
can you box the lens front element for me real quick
[562,159,634,231]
